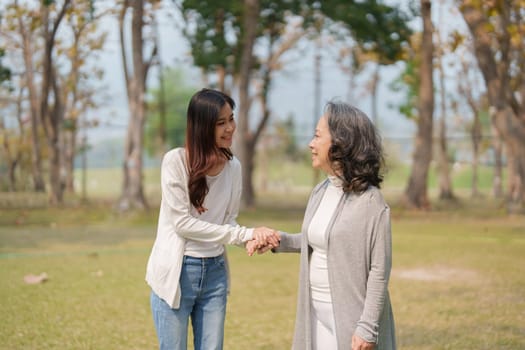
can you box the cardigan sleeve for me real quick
[272,232,302,253]
[161,149,253,245]
[354,206,392,343]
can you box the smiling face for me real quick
[309,115,334,175]
[215,102,235,149]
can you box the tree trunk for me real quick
[19,15,45,192]
[471,111,482,198]
[435,7,454,201]
[236,0,260,208]
[403,0,434,209]
[46,68,65,204]
[117,0,149,211]
[63,128,76,193]
[40,2,70,204]
[370,64,380,126]
[436,44,454,200]
[493,109,525,212]
[437,113,453,200]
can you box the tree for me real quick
[460,1,525,213]
[403,0,434,209]
[0,85,28,191]
[60,2,107,193]
[318,0,412,125]
[116,0,160,211]
[38,0,73,204]
[2,0,107,202]
[2,3,47,192]
[455,51,491,198]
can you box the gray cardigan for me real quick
[276,180,396,350]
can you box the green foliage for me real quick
[179,0,311,75]
[179,0,412,74]
[145,68,196,156]
[179,0,241,71]
[318,0,412,64]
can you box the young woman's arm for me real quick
[161,150,253,244]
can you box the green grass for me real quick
[0,160,521,349]
[1,195,524,349]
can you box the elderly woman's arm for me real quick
[246,231,302,255]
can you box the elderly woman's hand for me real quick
[352,334,375,350]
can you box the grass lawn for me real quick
[1,190,524,349]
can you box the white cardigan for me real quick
[145,148,253,308]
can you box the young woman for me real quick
[146,88,279,350]
[249,101,396,350]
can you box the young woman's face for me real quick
[309,115,334,175]
[215,103,236,149]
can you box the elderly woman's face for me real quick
[309,115,334,175]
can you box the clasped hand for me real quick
[246,227,280,256]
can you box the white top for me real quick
[185,167,233,257]
[145,148,254,308]
[307,176,344,302]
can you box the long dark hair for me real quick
[325,101,384,193]
[185,88,235,212]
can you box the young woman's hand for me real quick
[246,227,280,256]
[252,227,280,247]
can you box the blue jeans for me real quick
[151,254,228,350]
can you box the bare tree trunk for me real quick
[46,67,66,204]
[40,2,70,204]
[236,0,260,208]
[217,66,226,92]
[437,113,454,200]
[370,64,380,126]
[403,0,434,209]
[470,109,482,198]
[436,6,454,201]
[458,57,483,198]
[63,129,76,193]
[493,109,525,212]
[117,0,156,211]
[436,47,454,200]
[18,14,45,192]
[153,12,167,153]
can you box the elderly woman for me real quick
[249,101,396,350]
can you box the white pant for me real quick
[311,299,338,349]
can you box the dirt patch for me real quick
[393,267,478,282]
